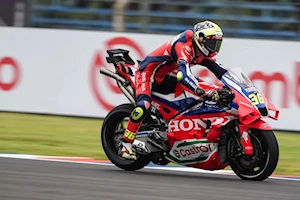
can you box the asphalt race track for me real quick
[1,157,299,200]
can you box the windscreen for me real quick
[222,67,258,93]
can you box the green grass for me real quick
[0,112,299,175]
[274,132,300,175]
[0,112,105,159]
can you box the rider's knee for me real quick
[136,94,151,105]
[131,95,151,123]
[130,106,148,123]
[137,94,151,110]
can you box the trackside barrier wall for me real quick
[0,27,299,131]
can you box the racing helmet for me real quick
[193,21,223,57]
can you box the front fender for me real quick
[240,119,273,131]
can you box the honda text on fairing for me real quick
[100,49,279,181]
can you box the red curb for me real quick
[37,157,111,163]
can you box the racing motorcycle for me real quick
[100,49,279,181]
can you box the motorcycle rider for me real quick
[121,20,235,160]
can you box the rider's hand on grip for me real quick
[217,86,235,109]
[206,90,220,102]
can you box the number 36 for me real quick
[248,93,265,106]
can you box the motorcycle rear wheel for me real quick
[101,104,151,171]
[228,129,279,181]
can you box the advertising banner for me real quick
[0,27,299,130]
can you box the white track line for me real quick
[0,154,299,181]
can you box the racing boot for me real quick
[121,116,141,160]
[121,141,137,160]
[121,105,147,160]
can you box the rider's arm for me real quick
[173,34,200,93]
[177,60,200,93]
[200,58,227,80]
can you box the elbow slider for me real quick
[177,71,184,81]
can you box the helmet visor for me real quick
[203,38,222,53]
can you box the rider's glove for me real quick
[216,86,235,109]
[206,90,220,102]
[195,87,205,96]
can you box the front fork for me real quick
[233,123,254,156]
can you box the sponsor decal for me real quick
[184,77,197,89]
[151,101,161,111]
[245,86,258,93]
[173,149,181,158]
[195,21,214,31]
[215,32,223,39]
[141,72,147,91]
[167,139,217,164]
[179,144,212,157]
[169,117,234,132]
[124,130,136,141]
[245,146,253,151]
[242,131,249,143]
[169,118,206,132]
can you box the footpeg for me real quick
[132,140,150,155]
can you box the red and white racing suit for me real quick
[123,30,227,143]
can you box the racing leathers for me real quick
[121,30,228,159]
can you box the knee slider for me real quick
[130,103,150,123]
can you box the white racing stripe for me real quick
[0,153,299,181]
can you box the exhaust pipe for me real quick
[99,68,136,105]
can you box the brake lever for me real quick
[199,89,215,102]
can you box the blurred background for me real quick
[1,0,300,40]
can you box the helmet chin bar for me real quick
[199,44,209,56]
[194,38,209,56]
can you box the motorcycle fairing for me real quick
[151,90,200,121]
[151,92,197,111]
[221,72,271,124]
[165,110,238,170]
[266,102,279,120]
[165,138,228,170]
[183,101,239,116]
[167,112,238,142]
[239,119,273,130]
[166,139,218,163]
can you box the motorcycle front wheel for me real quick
[228,129,279,181]
[101,103,151,171]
